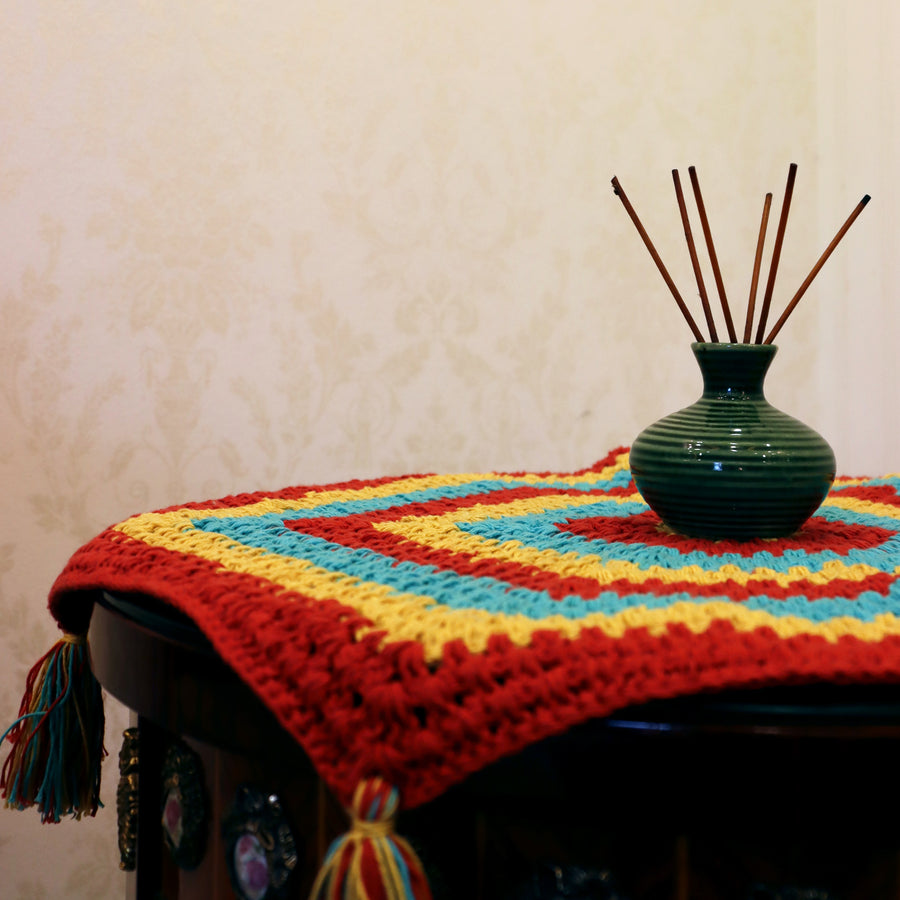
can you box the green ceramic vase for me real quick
[630,343,835,540]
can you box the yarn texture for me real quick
[43,447,900,810]
[310,777,432,900]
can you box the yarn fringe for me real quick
[310,777,432,900]
[1,633,106,823]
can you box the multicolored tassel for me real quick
[310,777,432,900]
[1,633,106,823]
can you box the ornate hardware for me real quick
[222,785,298,900]
[160,738,208,870]
[115,727,140,871]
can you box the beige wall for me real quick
[816,1,900,476]
[1,2,895,895]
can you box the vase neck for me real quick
[692,343,776,399]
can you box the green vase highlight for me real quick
[630,342,835,540]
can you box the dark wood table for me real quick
[90,591,900,900]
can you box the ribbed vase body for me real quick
[630,343,835,540]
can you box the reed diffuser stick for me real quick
[672,169,717,341]
[763,195,871,344]
[611,176,705,341]
[688,167,737,342]
[755,163,798,342]
[743,192,773,343]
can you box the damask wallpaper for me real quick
[1,2,896,897]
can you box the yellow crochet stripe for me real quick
[113,503,899,664]
[374,490,896,588]
[419,492,638,520]
[498,450,631,486]
[833,474,900,486]
[121,454,631,528]
[822,494,900,521]
[376,512,882,590]
[349,602,900,663]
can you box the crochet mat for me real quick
[49,447,900,810]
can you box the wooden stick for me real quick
[688,166,737,342]
[763,194,870,344]
[611,176,705,342]
[743,192,773,343]
[755,163,797,342]
[672,169,717,341]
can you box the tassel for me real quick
[310,777,433,900]
[1,633,106,823]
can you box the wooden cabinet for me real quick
[91,592,900,900]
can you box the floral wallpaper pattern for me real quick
[1,1,897,897]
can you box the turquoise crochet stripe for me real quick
[189,515,900,625]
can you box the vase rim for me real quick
[691,341,777,352]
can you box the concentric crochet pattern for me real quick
[49,447,900,809]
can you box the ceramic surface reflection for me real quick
[630,343,835,540]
